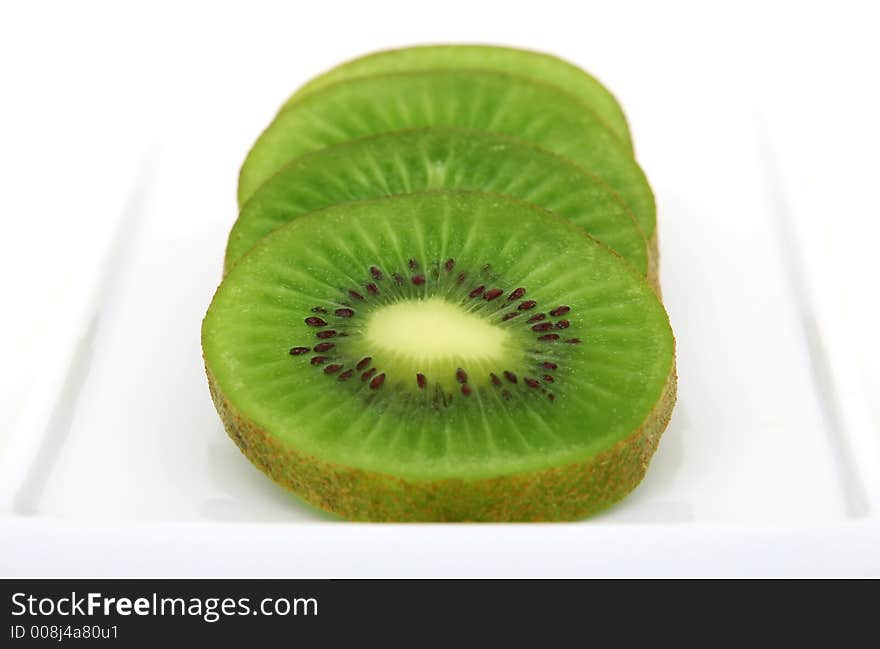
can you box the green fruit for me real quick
[228,128,652,285]
[237,70,656,246]
[203,191,676,521]
[284,44,632,150]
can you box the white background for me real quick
[0,1,878,575]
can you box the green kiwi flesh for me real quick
[203,191,676,521]
[284,44,632,150]
[227,128,651,283]
[237,70,656,244]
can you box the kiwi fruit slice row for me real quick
[283,44,633,151]
[237,70,656,247]
[203,191,676,521]
[227,128,652,284]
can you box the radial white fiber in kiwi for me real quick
[237,70,655,245]
[283,44,633,149]
[203,192,676,521]
[227,128,652,283]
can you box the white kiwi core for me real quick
[362,297,516,388]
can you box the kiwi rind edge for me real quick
[205,357,676,522]
[283,43,634,151]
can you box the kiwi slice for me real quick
[237,70,656,248]
[203,191,676,521]
[227,128,653,285]
[283,44,632,150]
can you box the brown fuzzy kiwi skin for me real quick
[647,228,661,298]
[204,354,677,522]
